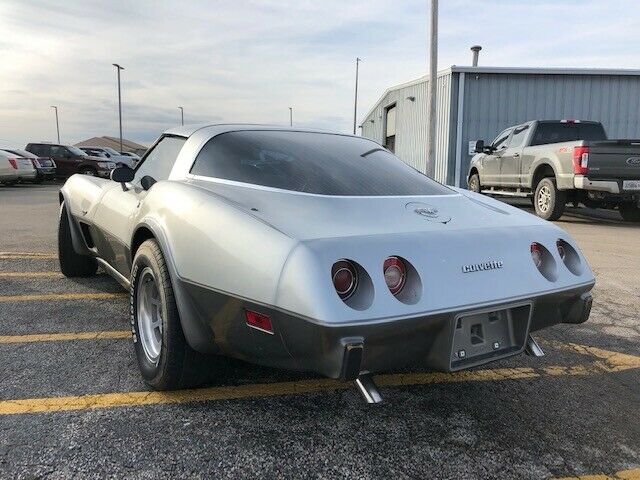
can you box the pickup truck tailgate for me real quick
[586,140,640,180]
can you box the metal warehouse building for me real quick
[360,66,640,187]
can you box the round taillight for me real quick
[332,260,357,300]
[383,256,406,296]
[556,241,566,260]
[531,243,543,268]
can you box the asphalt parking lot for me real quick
[0,182,638,479]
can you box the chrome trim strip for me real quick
[97,258,130,289]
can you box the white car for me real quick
[78,146,136,168]
[0,149,36,184]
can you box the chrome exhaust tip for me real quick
[525,335,545,357]
[355,373,383,404]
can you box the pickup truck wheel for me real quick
[619,204,640,222]
[534,177,566,221]
[131,239,207,390]
[467,173,481,193]
[58,203,98,277]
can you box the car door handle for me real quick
[513,153,520,158]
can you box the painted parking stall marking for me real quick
[0,330,131,344]
[0,292,127,302]
[0,343,637,416]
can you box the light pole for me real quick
[353,57,362,135]
[289,107,293,126]
[178,106,184,126]
[426,0,438,178]
[50,106,60,143]
[112,63,124,153]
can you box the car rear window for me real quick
[530,123,607,146]
[190,131,453,196]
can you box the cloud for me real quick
[0,0,638,147]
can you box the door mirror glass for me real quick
[111,165,134,183]
[474,140,485,153]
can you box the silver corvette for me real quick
[58,125,595,401]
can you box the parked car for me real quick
[0,149,36,184]
[78,146,136,168]
[3,148,56,183]
[468,120,640,221]
[120,151,141,162]
[58,124,594,401]
[25,143,115,178]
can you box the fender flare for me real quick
[131,219,218,354]
[529,161,558,189]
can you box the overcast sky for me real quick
[1,0,638,148]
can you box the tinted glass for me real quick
[67,146,86,156]
[190,131,453,196]
[27,144,48,156]
[135,136,186,182]
[491,129,512,150]
[508,125,529,148]
[50,145,66,156]
[530,122,606,146]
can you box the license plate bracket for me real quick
[623,180,640,191]
[450,302,532,371]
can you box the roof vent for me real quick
[471,45,482,67]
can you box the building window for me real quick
[385,104,396,152]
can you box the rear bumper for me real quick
[574,176,620,193]
[18,170,37,180]
[177,279,594,380]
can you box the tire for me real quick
[534,177,566,221]
[58,203,98,277]
[619,203,640,222]
[467,173,481,193]
[131,239,206,390]
[79,167,96,176]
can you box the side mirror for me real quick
[111,165,134,186]
[474,140,485,153]
[105,153,111,158]
[140,175,156,191]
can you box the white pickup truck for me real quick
[467,120,640,221]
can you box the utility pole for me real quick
[426,0,438,178]
[178,106,184,126]
[353,57,362,135]
[50,106,60,143]
[289,107,293,126]
[112,63,124,153]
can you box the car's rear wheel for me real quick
[131,239,206,390]
[619,203,640,222]
[467,173,481,193]
[534,177,566,221]
[79,167,96,176]
[58,203,98,277]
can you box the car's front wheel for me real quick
[58,203,98,277]
[534,177,566,221]
[467,173,481,193]
[619,203,640,222]
[131,239,206,390]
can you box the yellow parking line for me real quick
[0,331,131,344]
[0,292,127,302]
[0,343,637,416]
[554,467,640,479]
[0,272,63,278]
[0,252,57,259]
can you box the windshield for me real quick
[190,131,453,196]
[67,145,87,156]
[104,147,121,155]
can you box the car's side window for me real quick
[134,136,186,183]
[491,129,512,150]
[508,125,529,148]
[50,145,65,157]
